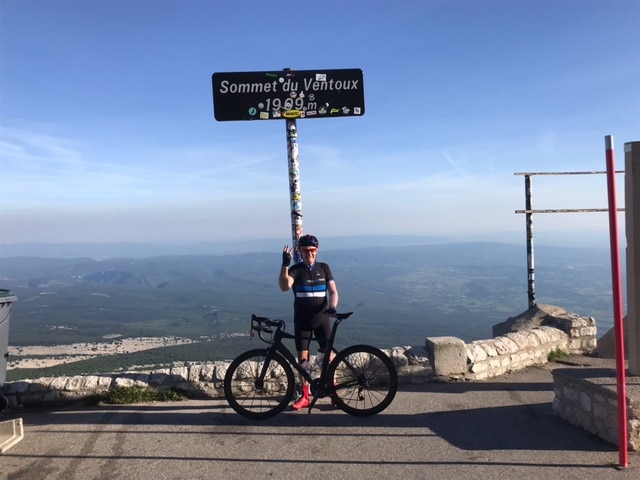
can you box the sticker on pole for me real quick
[212,69,365,121]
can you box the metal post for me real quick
[516,170,626,310]
[525,175,536,309]
[286,118,303,263]
[625,141,640,376]
[605,135,628,467]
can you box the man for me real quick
[278,234,339,410]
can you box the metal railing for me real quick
[514,170,625,308]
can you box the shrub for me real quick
[84,386,187,405]
[547,348,570,362]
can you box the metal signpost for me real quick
[515,136,640,467]
[212,68,365,253]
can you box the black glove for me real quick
[282,250,292,267]
[324,307,336,316]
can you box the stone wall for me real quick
[425,320,596,382]
[2,308,597,408]
[552,366,640,451]
[421,304,597,381]
[466,326,571,380]
[492,303,598,354]
[1,347,431,408]
[6,307,637,451]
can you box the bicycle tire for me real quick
[328,344,398,417]
[224,349,295,420]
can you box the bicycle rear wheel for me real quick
[328,344,398,417]
[224,349,295,420]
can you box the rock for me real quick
[493,303,590,337]
[424,336,467,376]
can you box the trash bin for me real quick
[0,289,17,411]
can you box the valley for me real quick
[0,241,620,381]
[7,335,196,370]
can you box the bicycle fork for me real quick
[255,347,280,391]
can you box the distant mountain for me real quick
[0,241,619,355]
[0,231,613,259]
[0,236,454,259]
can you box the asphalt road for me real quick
[1,363,638,480]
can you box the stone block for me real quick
[200,364,215,381]
[188,365,202,382]
[214,363,228,381]
[98,376,113,389]
[404,346,430,365]
[113,377,139,388]
[171,366,188,380]
[3,381,29,395]
[466,343,487,363]
[149,373,167,385]
[425,336,467,376]
[49,377,68,390]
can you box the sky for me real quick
[1,0,639,249]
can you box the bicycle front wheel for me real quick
[328,344,398,417]
[224,349,295,420]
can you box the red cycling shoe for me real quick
[291,396,310,410]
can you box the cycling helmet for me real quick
[298,234,319,248]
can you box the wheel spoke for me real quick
[329,345,398,417]
[224,350,294,420]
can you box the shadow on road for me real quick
[11,378,615,455]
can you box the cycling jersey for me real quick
[289,262,333,313]
[287,261,335,351]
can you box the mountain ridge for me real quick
[0,231,613,259]
[0,241,619,375]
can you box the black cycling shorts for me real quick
[294,312,331,353]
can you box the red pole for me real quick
[605,135,628,467]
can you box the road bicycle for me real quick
[224,311,398,420]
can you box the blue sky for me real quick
[1,0,638,248]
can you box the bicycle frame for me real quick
[254,314,350,411]
[226,312,398,419]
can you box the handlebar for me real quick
[251,314,284,343]
[250,312,353,343]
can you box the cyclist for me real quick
[278,234,339,410]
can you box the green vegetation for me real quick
[85,385,187,405]
[5,340,251,381]
[548,348,570,362]
[1,243,617,378]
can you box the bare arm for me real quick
[327,279,339,310]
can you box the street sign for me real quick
[212,68,364,121]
